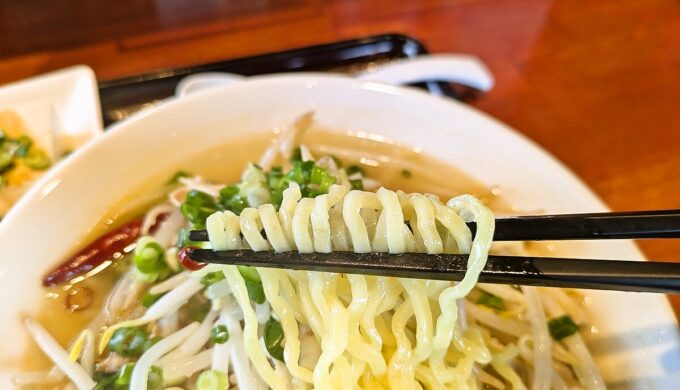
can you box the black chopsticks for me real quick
[189,209,680,242]
[490,209,680,241]
[185,209,680,294]
[185,249,680,294]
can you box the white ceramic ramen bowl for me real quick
[0,74,678,388]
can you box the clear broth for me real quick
[21,129,501,379]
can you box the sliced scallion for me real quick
[264,318,285,361]
[548,315,580,341]
[196,369,229,390]
[476,292,505,311]
[210,324,230,344]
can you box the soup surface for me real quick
[22,129,497,372]
[18,128,589,390]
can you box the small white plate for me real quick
[0,65,103,155]
[0,66,103,217]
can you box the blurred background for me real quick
[1,0,678,261]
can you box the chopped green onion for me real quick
[187,295,211,322]
[180,190,221,229]
[289,160,315,184]
[347,165,364,176]
[349,178,364,191]
[400,169,412,178]
[147,366,163,390]
[236,267,265,303]
[201,271,225,287]
[266,167,287,207]
[141,292,163,308]
[211,324,230,344]
[548,315,580,341]
[115,362,135,386]
[331,155,344,168]
[310,164,326,184]
[237,265,261,282]
[290,147,302,163]
[92,371,117,390]
[133,237,169,277]
[266,160,339,208]
[245,279,266,304]
[196,369,229,390]
[218,184,248,214]
[264,318,285,361]
[143,336,161,352]
[311,164,336,192]
[476,292,505,311]
[176,228,203,248]
[168,170,191,184]
[108,327,150,357]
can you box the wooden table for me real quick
[1,0,679,315]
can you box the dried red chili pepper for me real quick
[178,247,207,271]
[42,218,144,287]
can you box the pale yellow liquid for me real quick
[21,129,500,380]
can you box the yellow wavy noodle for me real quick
[222,265,287,389]
[346,274,387,376]
[205,185,495,389]
[491,344,527,390]
[360,277,389,350]
[398,279,433,364]
[309,272,350,388]
[260,268,313,384]
[298,279,324,338]
[388,298,417,389]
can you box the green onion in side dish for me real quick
[23,148,51,170]
[0,130,52,186]
[548,315,580,341]
[264,318,285,362]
